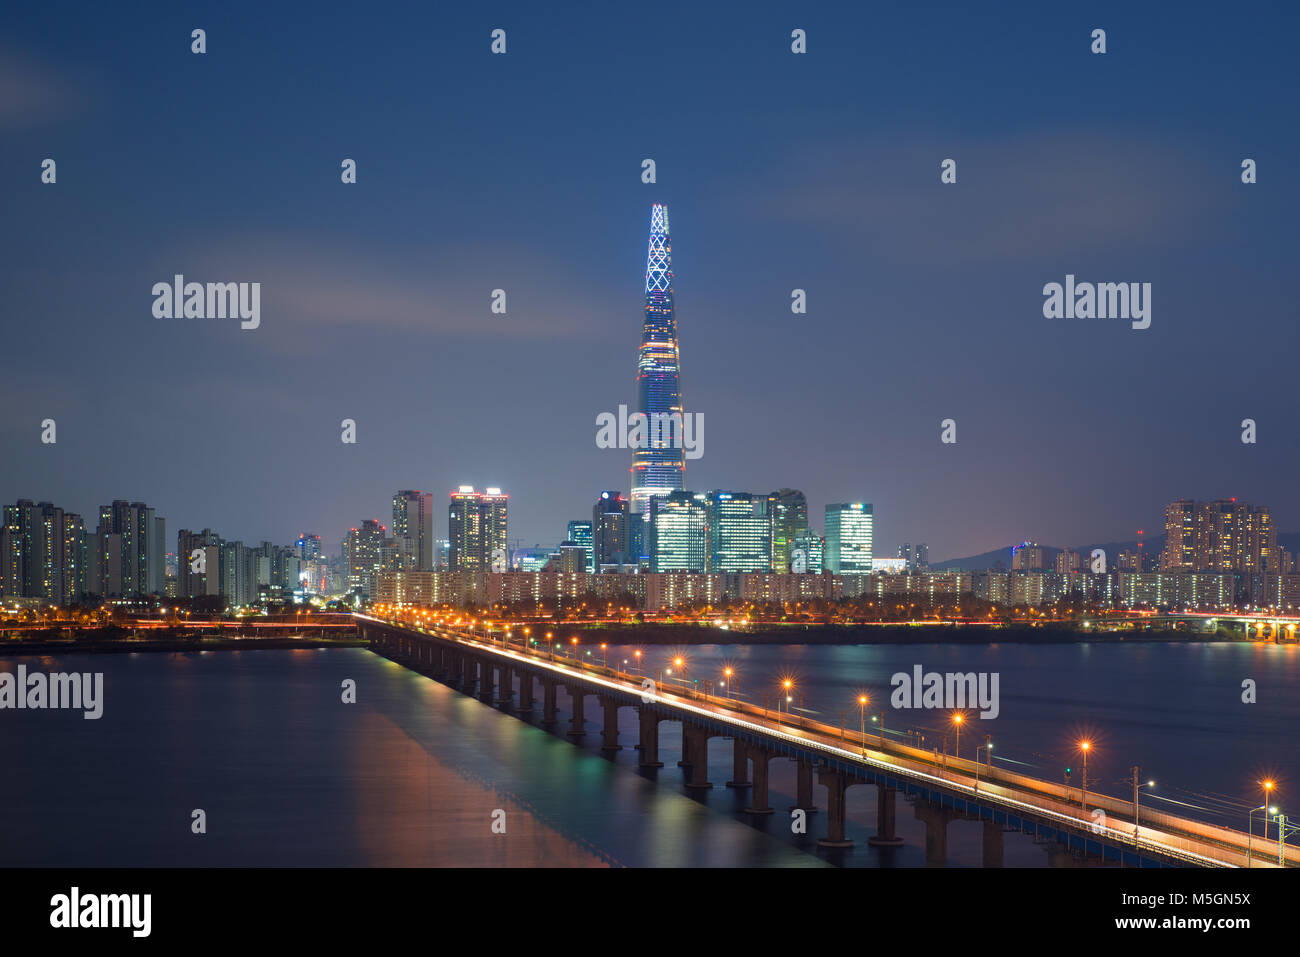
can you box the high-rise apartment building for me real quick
[392,490,434,570]
[0,500,85,605]
[447,486,508,572]
[1159,498,1279,575]
[592,491,631,569]
[344,519,386,597]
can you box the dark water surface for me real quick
[0,641,1293,867]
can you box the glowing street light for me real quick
[1249,780,1277,868]
[1079,740,1092,812]
[952,712,965,759]
[858,694,869,756]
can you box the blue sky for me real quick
[2,1,1296,558]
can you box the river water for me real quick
[0,640,1293,867]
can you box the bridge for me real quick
[358,613,1294,868]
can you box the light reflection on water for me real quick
[0,640,1290,867]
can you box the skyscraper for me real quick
[592,491,630,569]
[392,490,434,570]
[94,500,164,597]
[344,519,386,598]
[567,520,594,573]
[649,491,708,573]
[629,203,685,558]
[768,489,808,574]
[447,486,508,571]
[706,491,772,573]
[825,503,873,574]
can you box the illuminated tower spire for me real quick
[630,203,685,558]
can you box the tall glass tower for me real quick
[630,203,685,558]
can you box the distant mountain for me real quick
[932,537,1164,572]
[933,531,1300,572]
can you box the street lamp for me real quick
[1131,769,1155,837]
[1079,740,1091,812]
[975,739,994,791]
[1248,780,1276,868]
[781,678,793,717]
[723,667,734,700]
[634,649,642,675]
[858,695,869,756]
[952,712,965,758]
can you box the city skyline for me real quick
[3,4,1297,562]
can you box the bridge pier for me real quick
[542,678,558,727]
[792,757,818,812]
[683,725,712,789]
[816,769,856,848]
[983,818,1004,867]
[495,665,513,707]
[912,801,954,866]
[744,748,775,814]
[726,739,751,788]
[638,708,664,768]
[518,672,534,711]
[458,654,473,691]
[867,785,904,846]
[567,688,587,738]
[599,696,622,751]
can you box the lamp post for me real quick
[1079,740,1091,812]
[975,739,994,791]
[858,695,869,756]
[1248,780,1276,868]
[723,667,734,700]
[1131,767,1154,837]
[952,713,964,759]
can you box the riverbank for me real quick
[0,636,366,655]
[571,622,1249,645]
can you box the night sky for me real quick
[2,2,1296,559]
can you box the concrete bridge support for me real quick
[495,665,513,707]
[982,818,1004,867]
[599,696,622,751]
[816,769,856,848]
[567,688,587,738]
[517,672,534,711]
[683,725,712,789]
[912,801,955,866]
[867,785,905,847]
[638,709,664,768]
[458,654,473,691]
[744,748,776,814]
[542,678,558,727]
[792,757,818,812]
[726,739,751,788]
[478,660,495,701]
